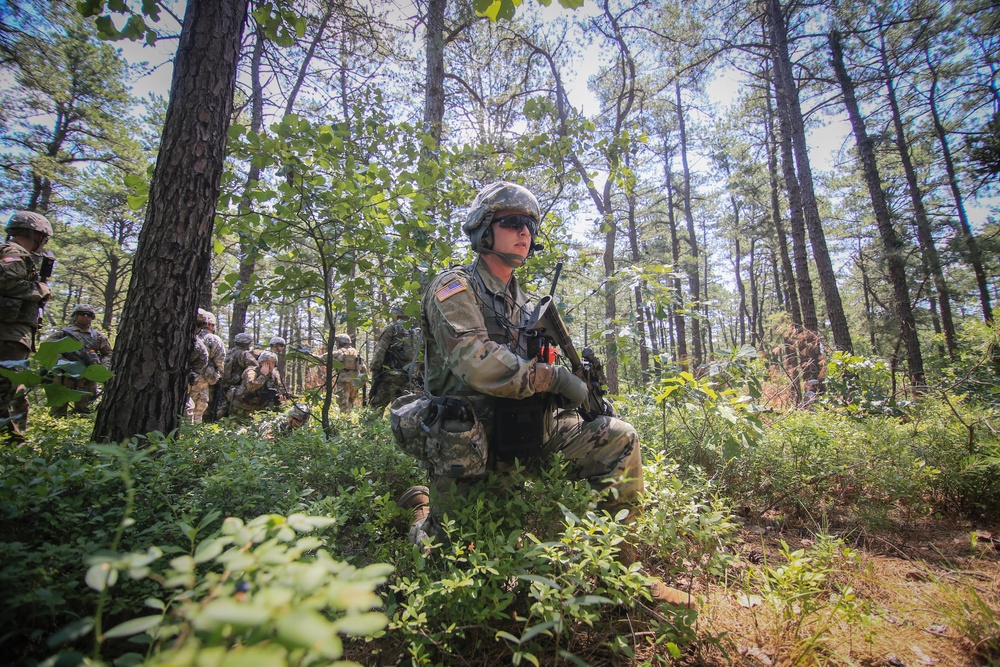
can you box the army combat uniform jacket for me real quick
[419,260,643,508]
[0,241,50,351]
[45,324,113,366]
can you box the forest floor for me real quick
[681,515,1000,666]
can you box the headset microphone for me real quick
[531,242,544,252]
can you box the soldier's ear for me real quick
[481,226,493,250]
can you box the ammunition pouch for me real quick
[0,296,38,325]
[492,395,548,464]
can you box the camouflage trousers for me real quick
[0,340,30,441]
[426,408,643,515]
[368,372,415,410]
[335,375,360,414]
[186,380,211,425]
[49,376,99,417]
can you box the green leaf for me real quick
[104,615,162,639]
[86,563,118,591]
[275,610,342,658]
[47,617,94,648]
[82,364,114,382]
[35,338,82,369]
[195,599,270,629]
[331,612,388,637]
[42,382,91,408]
[0,366,42,387]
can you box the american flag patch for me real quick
[2,256,21,263]
[435,279,467,302]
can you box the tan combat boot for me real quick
[396,485,430,544]
[646,579,694,608]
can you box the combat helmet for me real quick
[258,350,278,364]
[269,336,286,347]
[196,309,216,327]
[462,181,541,253]
[71,304,96,318]
[288,403,311,421]
[335,333,352,347]
[234,332,253,348]
[5,211,53,240]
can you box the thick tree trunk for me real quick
[768,0,853,353]
[878,26,956,357]
[831,30,923,389]
[93,0,248,442]
[625,184,650,382]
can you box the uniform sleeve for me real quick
[371,329,390,372]
[97,333,113,366]
[43,328,68,344]
[0,252,48,301]
[425,273,539,399]
[245,368,268,393]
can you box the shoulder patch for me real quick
[2,256,22,263]
[435,279,467,302]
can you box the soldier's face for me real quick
[74,313,93,327]
[490,208,533,261]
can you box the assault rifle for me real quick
[524,262,612,422]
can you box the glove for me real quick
[548,365,588,408]
[37,282,52,303]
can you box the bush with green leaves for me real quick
[389,455,734,665]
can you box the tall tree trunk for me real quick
[768,0,853,353]
[93,0,249,442]
[831,29,924,389]
[625,176,650,382]
[664,142,687,365]
[925,51,993,323]
[423,0,447,145]
[229,23,266,343]
[676,80,702,366]
[878,24,956,357]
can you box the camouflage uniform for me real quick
[332,334,366,414]
[421,262,643,506]
[0,212,54,440]
[185,335,210,419]
[44,307,113,416]
[230,352,283,419]
[218,333,257,417]
[188,310,226,424]
[368,317,419,410]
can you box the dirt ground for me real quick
[683,517,1000,666]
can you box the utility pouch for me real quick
[492,395,548,464]
[422,396,487,479]
[389,392,432,459]
[0,296,21,323]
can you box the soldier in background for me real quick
[367,305,419,411]
[217,332,257,418]
[44,304,112,417]
[331,333,366,414]
[0,211,54,441]
[230,350,284,419]
[187,333,210,421]
[187,309,225,424]
[269,335,287,380]
[258,402,310,439]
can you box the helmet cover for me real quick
[335,333,352,347]
[72,304,96,317]
[196,309,216,326]
[462,181,540,252]
[234,332,253,346]
[269,336,286,346]
[257,350,278,364]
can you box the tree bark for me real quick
[925,51,993,323]
[663,141,687,365]
[831,29,923,389]
[93,0,249,442]
[423,0,447,145]
[878,23,956,357]
[768,0,853,353]
[676,80,703,366]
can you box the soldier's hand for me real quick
[188,371,198,385]
[38,282,52,303]
[544,365,588,408]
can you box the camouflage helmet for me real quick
[288,403,311,421]
[6,211,53,238]
[462,181,540,252]
[335,333,352,347]
[257,350,278,364]
[72,304,96,317]
[269,336,286,347]
[196,308,216,327]
[234,332,253,347]
[582,347,594,358]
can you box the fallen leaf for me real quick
[743,646,773,666]
[910,645,939,665]
[737,594,763,608]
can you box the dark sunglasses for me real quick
[493,214,537,236]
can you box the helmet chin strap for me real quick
[481,247,526,268]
